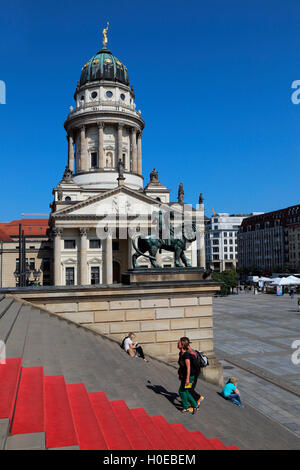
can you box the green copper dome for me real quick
[80,48,129,87]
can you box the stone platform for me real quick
[1,275,222,387]
[122,267,211,285]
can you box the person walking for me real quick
[297,297,300,313]
[290,289,295,300]
[177,337,198,414]
[179,337,204,409]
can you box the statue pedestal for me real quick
[122,267,210,285]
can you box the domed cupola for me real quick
[80,48,129,87]
[64,24,145,192]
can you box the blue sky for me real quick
[0,0,299,221]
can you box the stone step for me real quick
[0,301,22,344]
[0,297,14,321]
[5,306,32,359]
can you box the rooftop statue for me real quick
[102,22,109,48]
[178,182,184,204]
[132,209,197,268]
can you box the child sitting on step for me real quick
[221,377,242,407]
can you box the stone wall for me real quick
[9,281,223,387]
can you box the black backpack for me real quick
[190,349,209,375]
[121,336,128,350]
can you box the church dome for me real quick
[80,48,130,87]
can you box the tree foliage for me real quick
[212,269,239,296]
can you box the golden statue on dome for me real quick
[102,22,109,48]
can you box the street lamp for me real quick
[33,269,41,285]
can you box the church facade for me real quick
[49,31,206,286]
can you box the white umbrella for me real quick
[286,276,300,285]
[271,277,300,286]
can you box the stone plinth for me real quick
[122,267,211,285]
[3,278,222,387]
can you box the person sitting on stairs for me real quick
[122,332,148,362]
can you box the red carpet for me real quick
[11,366,44,434]
[89,392,133,450]
[44,375,78,449]
[0,358,22,420]
[2,358,238,450]
[151,415,184,450]
[67,384,108,450]
[131,408,171,450]
[110,400,153,450]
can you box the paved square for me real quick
[213,292,300,438]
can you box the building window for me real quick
[91,152,98,168]
[213,240,219,245]
[120,93,125,101]
[42,258,50,271]
[224,232,227,237]
[64,240,76,249]
[113,241,119,251]
[66,267,75,286]
[106,91,113,98]
[65,196,71,202]
[29,258,35,270]
[90,239,101,249]
[224,240,227,245]
[29,246,35,249]
[164,264,172,268]
[213,247,219,253]
[91,267,100,285]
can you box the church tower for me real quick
[49,26,205,287]
[64,24,144,192]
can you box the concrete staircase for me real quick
[2,293,299,450]
[0,358,237,450]
[0,295,238,450]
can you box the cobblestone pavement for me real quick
[213,292,300,438]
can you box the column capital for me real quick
[118,123,124,130]
[53,227,63,237]
[97,122,104,129]
[80,125,86,132]
[130,127,137,134]
[79,227,89,237]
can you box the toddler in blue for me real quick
[221,377,242,407]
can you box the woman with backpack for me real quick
[122,332,148,362]
[177,337,199,414]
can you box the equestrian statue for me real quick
[131,209,199,269]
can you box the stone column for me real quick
[131,128,137,173]
[67,133,74,173]
[98,122,104,169]
[137,131,142,175]
[128,236,133,269]
[53,227,63,286]
[118,124,123,165]
[105,234,113,284]
[79,228,89,285]
[80,125,88,171]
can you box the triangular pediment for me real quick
[51,186,175,219]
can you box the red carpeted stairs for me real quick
[1,358,238,450]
